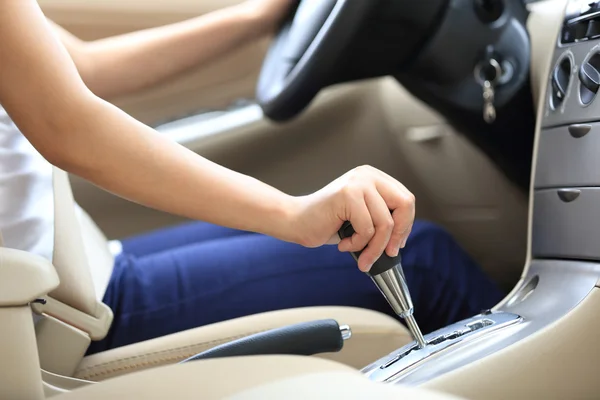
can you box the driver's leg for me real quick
[88,220,504,354]
[117,221,256,258]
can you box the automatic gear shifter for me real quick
[338,221,427,349]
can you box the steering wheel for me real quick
[257,0,530,125]
[256,0,378,122]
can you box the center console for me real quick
[360,0,600,388]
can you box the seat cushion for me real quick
[75,306,411,381]
[60,356,465,400]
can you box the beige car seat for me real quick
[0,167,414,398]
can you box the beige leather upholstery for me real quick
[58,356,465,400]
[75,306,412,381]
[0,248,59,306]
[30,168,114,377]
[0,247,61,400]
[78,206,114,302]
[50,168,104,315]
[0,307,46,400]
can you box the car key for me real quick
[474,57,502,124]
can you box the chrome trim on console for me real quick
[361,259,600,385]
[363,312,521,383]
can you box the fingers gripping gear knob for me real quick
[338,222,427,349]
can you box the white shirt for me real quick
[0,105,114,300]
[0,106,55,262]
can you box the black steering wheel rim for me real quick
[256,0,377,122]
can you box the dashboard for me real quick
[533,0,600,262]
[546,0,600,124]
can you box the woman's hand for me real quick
[243,0,297,33]
[290,166,416,272]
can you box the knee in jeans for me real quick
[407,221,457,247]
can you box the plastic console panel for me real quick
[361,259,600,385]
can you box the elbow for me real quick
[30,99,97,175]
[41,142,76,173]
[35,129,83,174]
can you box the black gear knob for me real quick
[338,221,427,348]
[337,221,401,276]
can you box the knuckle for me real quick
[398,192,415,209]
[347,174,365,188]
[340,183,359,199]
[363,225,376,238]
[355,164,374,175]
[382,216,394,230]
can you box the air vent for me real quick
[550,56,572,110]
[579,52,600,105]
[561,1,600,44]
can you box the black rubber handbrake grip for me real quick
[338,221,401,276]
[179,319,345,363]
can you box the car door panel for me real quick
[40,0,264,125]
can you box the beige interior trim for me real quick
[524,0,567,272]
[56,356,465,400]
[51,168,98,315]
[496,0,566,309]
[77,208,114,302]
[39,0,267,127]
[75,306,411,382]
[0,307,45,400]
[42,370,94,398]
[227,372,465,400]
[71,356,355,399]
[36,316,92,377]
[0,248,59,306]
[31,297,113,341]
[38,0,242,17]
[0,246,61,398]
[424,288,600,399]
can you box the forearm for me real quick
[1,1,297,243]
[72,4,269,99]
[59,96,297,239]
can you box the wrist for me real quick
[268,194,305,244]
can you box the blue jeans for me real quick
[87,220,504,354]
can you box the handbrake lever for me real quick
[338,221,427,349]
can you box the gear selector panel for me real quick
[362,311,522,384]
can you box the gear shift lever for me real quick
[338,222,427,349]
